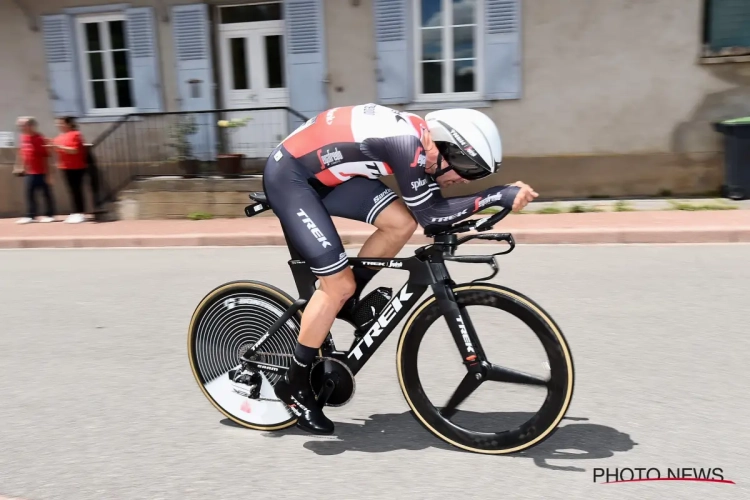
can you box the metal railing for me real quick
[90,106,308,208]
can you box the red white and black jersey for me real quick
[278,103,518,228]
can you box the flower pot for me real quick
[217,153,244,178]
[179,158,200,178]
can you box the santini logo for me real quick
[320,148,344,167]
[373,189,392,204]
[297,209,332,248]
[411,178,428,190]
[348,286,413,360]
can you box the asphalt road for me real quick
[1,244,748,500]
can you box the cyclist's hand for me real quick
[510,181,538,212]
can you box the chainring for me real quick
[309,357,356,407]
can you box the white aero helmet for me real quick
[424,108,502,180]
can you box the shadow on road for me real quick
[221,411,636,472]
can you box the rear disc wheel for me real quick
[188,280,317,431]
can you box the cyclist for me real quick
[259,104,537,434]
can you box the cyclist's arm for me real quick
[379,135,520,227]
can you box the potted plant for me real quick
[217,116,252,178]
[167,114,200,178]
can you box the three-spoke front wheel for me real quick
[396,283,575,454]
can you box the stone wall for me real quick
[115,176,269,220]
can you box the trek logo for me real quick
[450,129,468,147]
[411,178,428,191]
[360,260,401,268]
[430,209,467,223]
[365,162,382,177]
[474,193,503,210]
[464,146,478,157]
[457,316,475,353]
[251,331,271,350]
[320,147,344,167]
[326,108,337,125]
[348,286,414,360]
[297,209,332,248]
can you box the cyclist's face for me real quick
[435,168,468,188]
[421,129,468,187]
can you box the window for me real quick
[415,0,482,100]
[76,14,135,114]
[219,2,283,24]
[703,0,750,58]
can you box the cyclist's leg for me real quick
[263,149,354,434]
[322,177,417,299]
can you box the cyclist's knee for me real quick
[318,267,356,306]
[375,200,417,238]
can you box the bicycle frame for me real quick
[242,195,515,377]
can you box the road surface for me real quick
[1,244,748,500]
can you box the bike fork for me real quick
[432,283,488,367]
[432,282,490,418]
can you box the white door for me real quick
[218,10,289,158]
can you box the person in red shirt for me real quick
[13,116,55,224]
[50,116,88,223]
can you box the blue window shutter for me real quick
[172,3,215,111]
[483,0,522,100]
[171,3,216,161]
[41,14,82,117]
[373,0,411,104]
[126,7,163,112]
[283,0,327,128]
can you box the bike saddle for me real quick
[249,191,268,203]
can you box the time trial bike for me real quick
[187,192,575,454]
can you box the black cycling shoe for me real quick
[273,375,334,435]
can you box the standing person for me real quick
[50,116,87,223]
[13,116,55,224]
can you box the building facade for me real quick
[2,0,750,216]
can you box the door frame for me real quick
[217,19,289,111]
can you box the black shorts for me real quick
[262,145,399,277]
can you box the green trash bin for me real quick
[714,117,750,200]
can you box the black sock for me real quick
[289,343,317,383]
[352,266,381,299]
